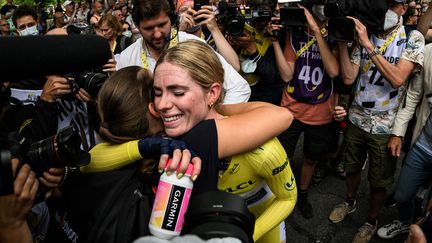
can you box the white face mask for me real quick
[312,5,326,22]
[383,9,400,31]
[122,30,132,37]
[18,25,39,36]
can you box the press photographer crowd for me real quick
[0,0,432,242]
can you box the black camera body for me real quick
[194,0,209,11]
[324,0,388,36]
[67,71,108,97]
[217,2,274,37]
[14,125,90,177]
[184,191,255,243]
[0,150,14,196]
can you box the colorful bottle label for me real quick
[150,180,192,233]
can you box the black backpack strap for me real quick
[120,35,127,52]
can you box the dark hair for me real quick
[98,66,154,144]
[12,4,38,27]
[132,0,171,26]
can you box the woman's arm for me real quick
[253,138,297,241]
[215,102,293,158]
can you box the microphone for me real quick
[0,35,112,81]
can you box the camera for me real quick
[324,0,388,35]
[277,0,325,28]
[217,1,273,37]
[194,0,209,11]
[217,2,246,37]
[327,17,355,42]
[184,191,255,243]
[67,71,108,97]
[11,125,90,178]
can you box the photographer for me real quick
[227,0,285,105]
[177,1,241,71]
[329,0,425,242]
[0,159,38,243]
[276,1,340,219]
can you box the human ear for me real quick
[207,82,222,106]
[148,102,160,118]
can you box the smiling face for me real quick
[153,62,211,137]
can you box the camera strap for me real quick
[361,25,401,73]
[140,28,178,69]
[295,28,327,60]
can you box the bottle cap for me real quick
[165,159,194,177]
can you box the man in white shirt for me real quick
[116,0,251,104]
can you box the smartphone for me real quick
[194,0,210,11]
[279,7,306,27]
[328,17,355,42]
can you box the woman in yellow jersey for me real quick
[87,40,297,242]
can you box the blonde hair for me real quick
[98,14,122,37]
[156,40,225,106]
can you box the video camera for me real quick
[323,0,388,41]
[67,71,108,97]
[277,0,325,27]
[216,1,273,37]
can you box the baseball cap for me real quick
[394,0,407,3]
[62,0,74,8]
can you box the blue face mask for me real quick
[122,30,132,37]
[19,25,39,36]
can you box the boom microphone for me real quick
[0,35,112,81]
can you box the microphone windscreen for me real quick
[0,35,112,81]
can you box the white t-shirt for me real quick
[116,31,251,104]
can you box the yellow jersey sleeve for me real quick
[252,138,297,241]
[80,140,143,173]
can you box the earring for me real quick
[208,102,214,109]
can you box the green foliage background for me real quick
[0,0,59,7]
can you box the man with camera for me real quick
[275,0,340,219]
[176,0,241,71]
[115,0,251,104]
[329,0,425,242]
[227,0,286,105]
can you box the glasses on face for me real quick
[0,23,9,27]
[17,22,36,31]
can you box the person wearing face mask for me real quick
[12,4,39,36]
[273,1,340,219]
[329,0,425,242]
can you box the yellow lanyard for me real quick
[111,40,117,53]
[140,28,178,69]
[295,28,327,59]
[362,25,400,73]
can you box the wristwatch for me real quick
[368,46,381,59]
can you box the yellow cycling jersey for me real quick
[82,137,297,242]
[218,137,297,242]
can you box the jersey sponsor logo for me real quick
[244,187,268,205]
[272,159,289,175]
[284,175,296,191]
[226,179,257,193]
[230,163,240,174]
